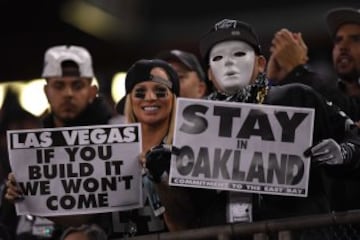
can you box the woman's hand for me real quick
[145,144,174,183]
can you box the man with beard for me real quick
[328,7,360,97]
[268,7,360,124]
[268,8,360,216]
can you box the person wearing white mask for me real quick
[208,41,255,93]
[144,19,360,239]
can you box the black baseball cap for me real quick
[116,59,179,115]
[156,49,206,81]
[326,7,360,38]
[199,19,262,63]
[125,59,180,96]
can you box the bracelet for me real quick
[340,142,355,164]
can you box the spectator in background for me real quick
[267,7,360,123]
[4,45,114,239]
[267,7,360,213]
[327,7,360,97]
[156,49,209,98]
[60,224,107,240]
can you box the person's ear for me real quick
[250,55,267,84]
[44,84,50,102]
[197,81,207,97]
[88,85,98,103]
[257,55,267,73]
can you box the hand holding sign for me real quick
[7,124,143,216]
[305,138,352,165]
[170,98,314,197]
[145,144,180,183]
[5,173,24,202]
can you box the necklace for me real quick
[208,72,270,104]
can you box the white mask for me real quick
[209,40,255,94]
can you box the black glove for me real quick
[145,144,175,182]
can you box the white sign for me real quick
[7,123,143,216]
[169,98,314,197]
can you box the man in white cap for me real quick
[4,45,114,239]
[41,45,113,128]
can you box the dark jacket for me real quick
[42,96,113,128]
[274,66,360,212]
[277,65,360,122]
[256,83,360,220]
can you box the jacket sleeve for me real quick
[279,64,360,122]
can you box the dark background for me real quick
[0,0,359,89]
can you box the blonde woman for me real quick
[123,59,178,160]
[107,59,183,238]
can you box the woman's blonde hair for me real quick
[124,93,176,145]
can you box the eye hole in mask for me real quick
[134,87,168,99]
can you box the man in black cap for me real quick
[266,7,360,237]
[268,7,360,122]
[327,7,360,97]
[144,18,360,238]
[156,49,209,98]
